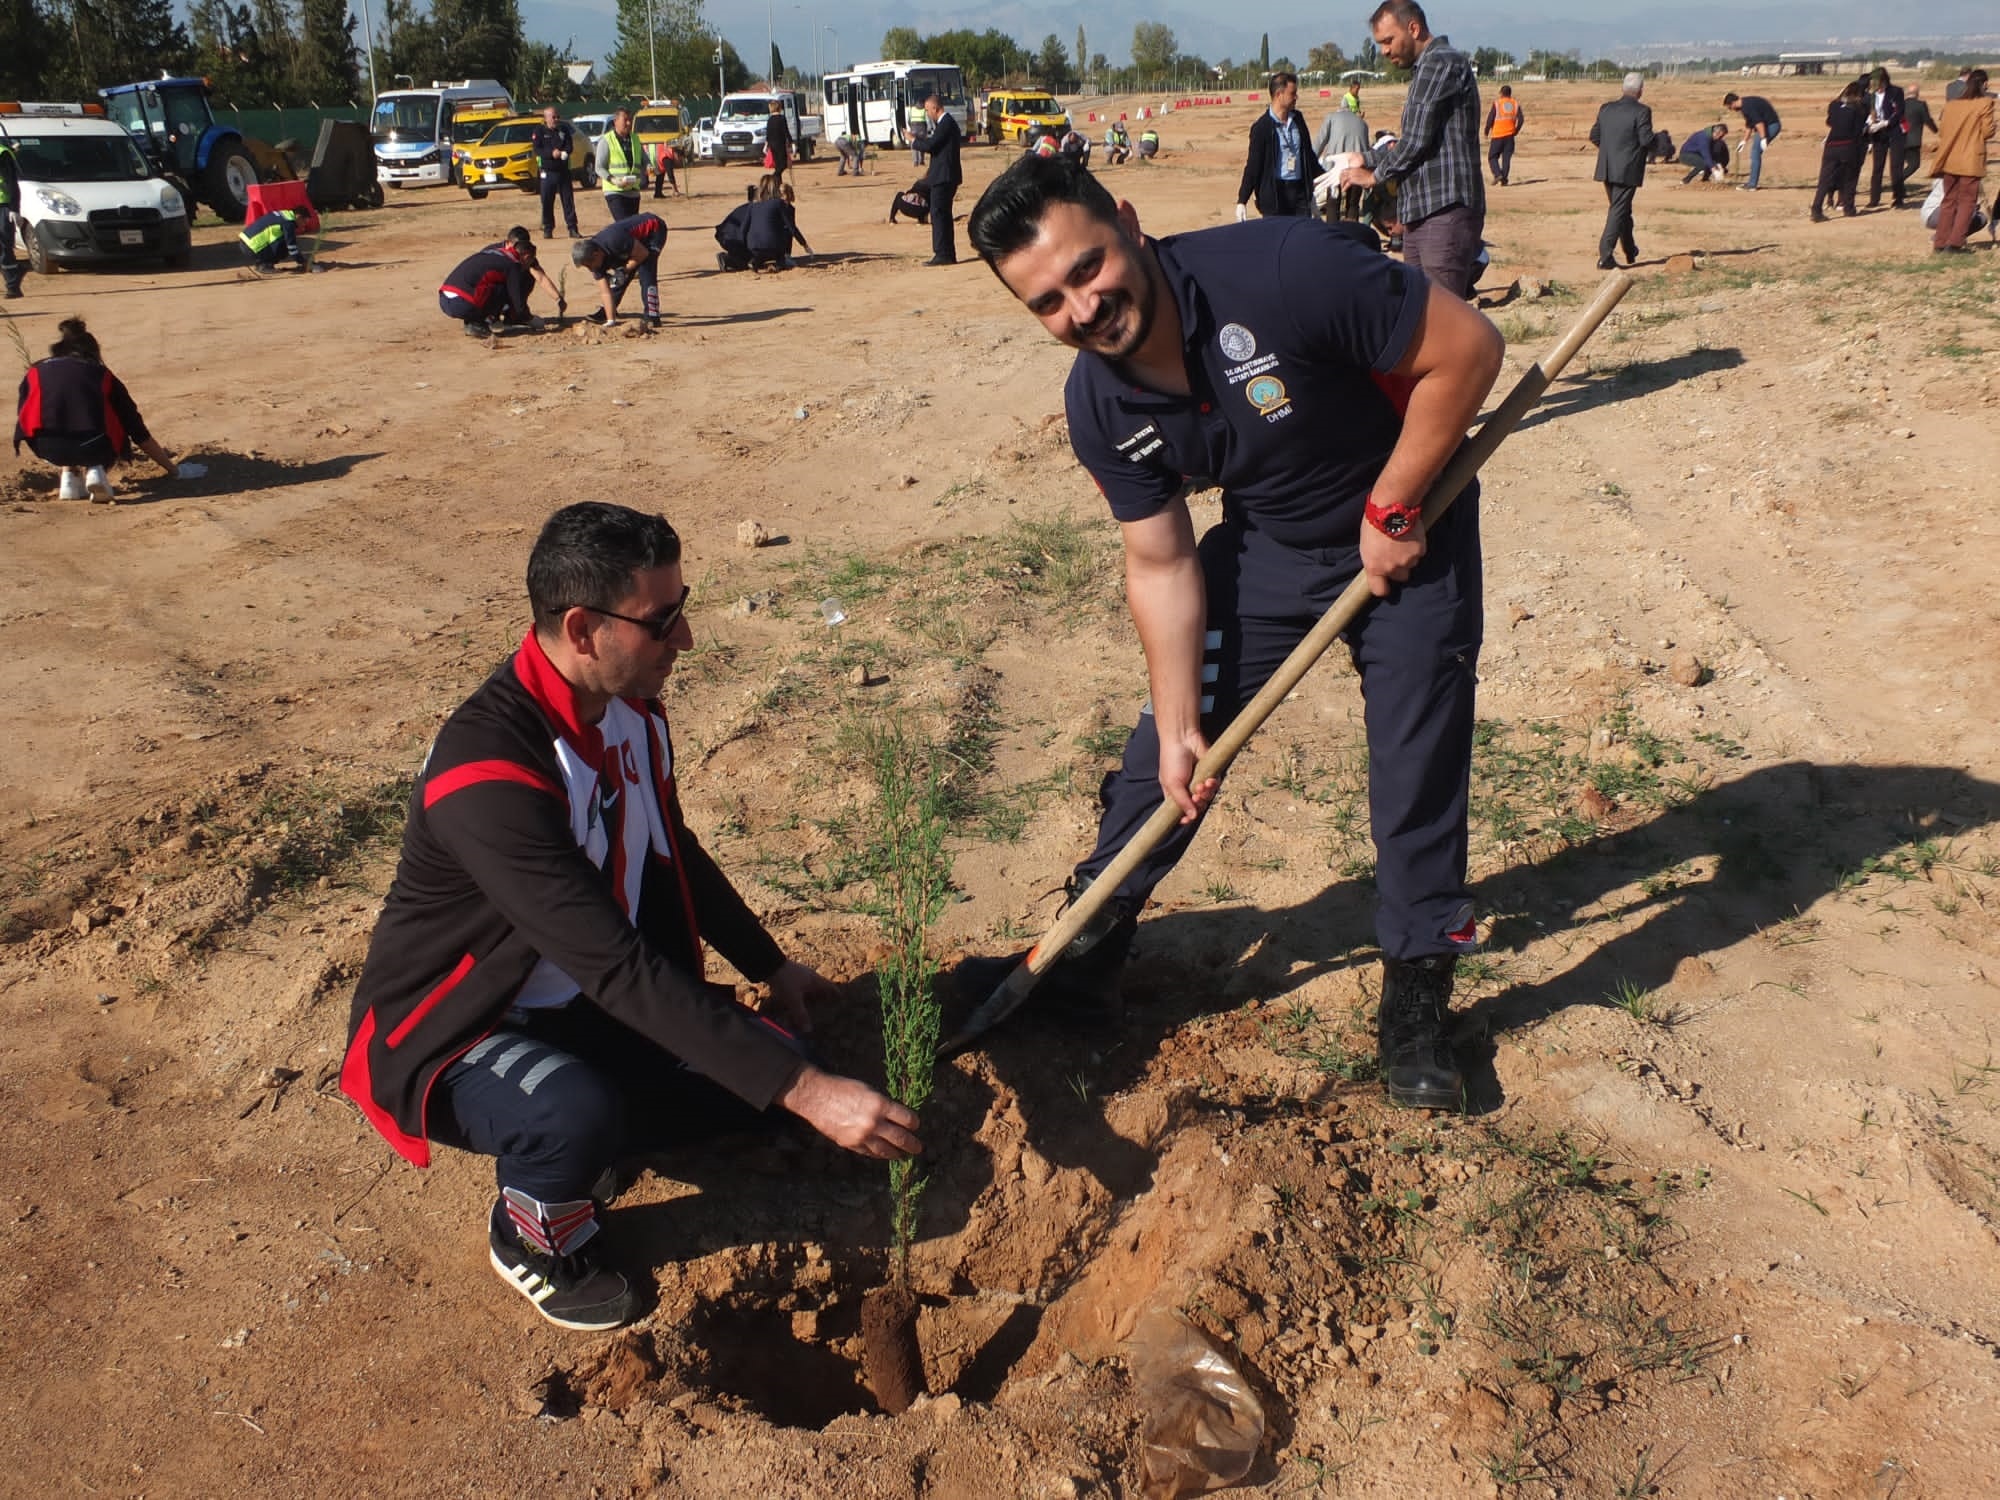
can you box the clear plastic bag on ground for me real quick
[1127,1307,1266,1499]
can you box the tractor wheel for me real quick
[204,144,258,220]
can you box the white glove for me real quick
[1234,202,1249,223]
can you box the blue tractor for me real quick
[98,77,262,221]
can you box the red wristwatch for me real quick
[1364,495,1421,539]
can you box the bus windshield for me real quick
[373,95,438,135]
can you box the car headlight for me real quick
[159,185,187,218]
[35,187,83,217]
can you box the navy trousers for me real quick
[430,999,771,1202]
[1075,499,1483,962]
[538,170,578,234]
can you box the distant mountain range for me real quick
[530,0,1999,73]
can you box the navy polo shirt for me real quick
[589,213,666,269]
[1065,217,1448,551]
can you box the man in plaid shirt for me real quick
[1340,1,1486,298]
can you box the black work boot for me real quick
[1377,955,1465,1111]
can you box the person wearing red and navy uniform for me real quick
[342,504,920,1330]
[438,226,558,334]
[14,316,180,500]
[965,156,1503,1111]
[571,211,667,327]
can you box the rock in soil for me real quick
[859,1284,925,1415]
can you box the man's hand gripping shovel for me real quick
[941,273,1635,1057]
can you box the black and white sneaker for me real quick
[486,1194,637,1331]
[462,318,493,338]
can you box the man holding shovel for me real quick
[965,156,1503,1109]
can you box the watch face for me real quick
[1380,510,1413,537]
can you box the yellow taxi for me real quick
[984,90,1068,145]
[633,100,693,176]
[458,114,595,199]
[447,103,514,186]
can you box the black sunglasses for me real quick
[577,586,691,641]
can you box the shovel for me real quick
[942,272,1635,1057]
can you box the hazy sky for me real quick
[513,1,1996,74]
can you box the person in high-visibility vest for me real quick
[1103,121,1131,165]
[239,208,306,272]
[594,109,645,220]
[1343,83,1362,114]
[1483,85,1524,187]
[0,140,24,299]
[1138,126,1161,160]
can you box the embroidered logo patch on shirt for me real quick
[1218,323,1257,362]
[1246,374,1289,415]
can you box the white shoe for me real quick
[58,468,85,501]
[84,466,115,503]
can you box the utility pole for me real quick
[646,0,658,98]
[358,0,380,101]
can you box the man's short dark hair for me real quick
[1722,92,1740,107]
[968,154,1120,271]
[1268,70,1297,96]
[1498,84,1512,97]
[1369,0,1427,30]
[528,503,682,633]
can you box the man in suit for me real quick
[1236,70,1322,219]
[1590,73,1653,269]
[1864,67,1910,207]
[1902,86,1935,180]
[912,89,963,265]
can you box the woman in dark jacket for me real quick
[1812,81,1867,221]
[13,317,181,502]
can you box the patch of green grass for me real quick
[989,512,1106,599]
[245,774,413,892]
[1259,999,1379,1083]
[1075,724,1131,760]
[1607,976,1680,1028]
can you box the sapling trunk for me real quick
[863,716,951,1286]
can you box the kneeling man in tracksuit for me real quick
[573,211,667,328]
[239,207,305,272]
[964,157,1504,1109]
[342,503,921,1330]
[439,227,563,335]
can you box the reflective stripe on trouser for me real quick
[430,1000,772,1201]
[607,233,665,318]
[1074,501,1483,961]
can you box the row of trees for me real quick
[0,0,753,109]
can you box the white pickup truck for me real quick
[711,91,822,164]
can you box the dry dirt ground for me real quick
[4,76,2000,1498]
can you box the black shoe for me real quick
[487,1197,636,1331]
[923,256,957,266]
[461,319,492,337]
[1810,213,1828,223]
[1377,955,1464,1111]
[541,228,552,239]
[2,286,20,300]
[1623,246,1640,266]
[1596,258,1617,270]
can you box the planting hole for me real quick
[688,1297,875,1428]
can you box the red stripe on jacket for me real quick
[422,757,563,809]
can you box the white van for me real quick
[371,79,513,188]
[1,102,191,272]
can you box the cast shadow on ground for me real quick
[1514,345,1745,430]
[962,759,2000,1179]
[113,449,383,503]
[670,306,810,327]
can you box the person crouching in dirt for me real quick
[1103,121,1132,165]
[340,502,922,1332]
[715,180,813,271]
[888,178,933,225]
[439,226,562,336]
[239,207,306,272]
[14,316,183,502]
[958,156,1504,1112]
[573,211,667,329]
